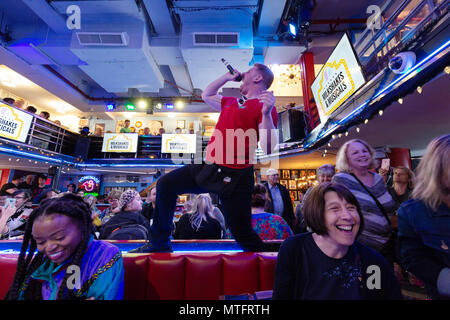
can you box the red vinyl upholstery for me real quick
[0,252,278,300]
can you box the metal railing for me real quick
[354,0,448,78]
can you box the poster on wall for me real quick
[101,133,139,153]
[0,103,33,142]
[161,134,196,153]
[311,33,366,124]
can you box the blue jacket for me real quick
[397,199,450,299]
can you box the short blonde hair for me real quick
[412,134,450,210]
[336,139,377,173]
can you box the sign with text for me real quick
[161,134,196,153]
[101,133,138,153]
[311,33,366,124]
[0,104,33,143]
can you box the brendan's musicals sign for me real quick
[0,103,33,143]
[101,133,138,153]
[311,33,366,124]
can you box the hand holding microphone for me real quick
[221,58,242,81]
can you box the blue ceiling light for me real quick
[106,103,115,111]
[289,22,297,37]
[165,103,174,109]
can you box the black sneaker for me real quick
[128,243,173,253]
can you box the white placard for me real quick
[0,104,33,143]
[311,33,366,124]
[101,133,138,153]
[161,134,196,153]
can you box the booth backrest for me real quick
[0,252,278,300]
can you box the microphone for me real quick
[221,58,242,81]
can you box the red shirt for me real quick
[205,96,278,169]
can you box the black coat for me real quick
[99,210,151,240]
[263,182,295,229]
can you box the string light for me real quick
[416,86,422,94]
[332,134,336,139]
[345,131,348,136]
[398,98,403,104]
[338,133,342,138]
[356,127,360,133]
[445,66,450,74]
[379,110,383,116]
[327,143,331,147]
[364,119,369,124]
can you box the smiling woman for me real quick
[5,193,124,300]
[272,182,402,300]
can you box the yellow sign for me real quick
[0,104,33,142]
[102,133,138,153]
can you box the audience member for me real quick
[26,106,37,114]
[14,99,25,109]
[388,166,415,210]
[18,175,35,190]
[294,164,336,234]
[0,195,17,240]
[101,190,122,224]
[5,193,124,300]
[100,190,150,240]
[84,194,102,230]
[174,194,223,240]
[158,128,166,135]
[120,120,131,133]
[273,183,402,300]
[66,183,76,193]
[227,183,293,240]
[39,111,50,120]
[141,186,156,221]
[174,127,182,134]
[2,97,15,105]
[0,190,33,239]
[54,120,61,126]
[332,139,397,265]
[264,168,295,229]
[398,134,450,299]
[143,127,151,135]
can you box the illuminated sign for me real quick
[311,33,366,124]
[161,134,196,153]
[101,133,138,153]
[0,104,33,142]
[78,176,100,193]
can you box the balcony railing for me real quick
[354,0,448,79]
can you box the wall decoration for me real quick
[280,180,288,188]
[289,191,298,201]
[289,180,297,190]
[177,120,185,129]
[282,170,290,179]
[135,121,142,128]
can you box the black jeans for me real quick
[150,164,266,251]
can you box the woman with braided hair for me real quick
[4,193,124,300]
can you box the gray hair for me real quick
[317,164,335,177]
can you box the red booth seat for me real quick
[0,252,278,300]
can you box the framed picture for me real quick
[297,180,304,189]
[280,180,288,188]
[290,170,299,179]
[177,120,185,129]
[282,170,290,179]
[289,191,298,201]
[289,180,297,190]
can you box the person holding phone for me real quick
[0,190,34,239]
